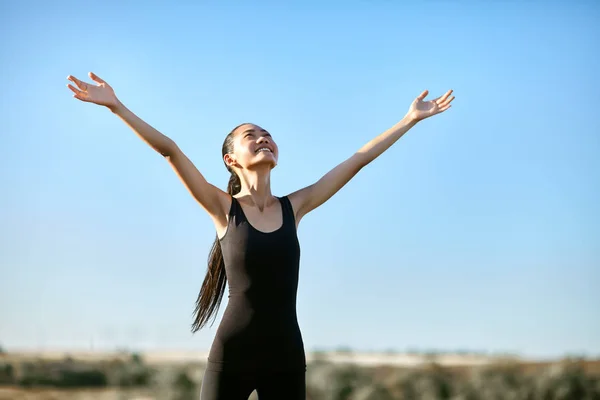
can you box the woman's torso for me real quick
[206,195,306,372]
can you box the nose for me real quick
[257,136,270,144]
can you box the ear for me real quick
[224,153,238,169]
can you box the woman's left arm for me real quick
[288,89,454,223]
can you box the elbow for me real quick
[353,153,370,170]
[161,138,178,158]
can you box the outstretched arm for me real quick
[66,72,229,221]
[288,89,454,223]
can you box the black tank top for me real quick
[206,195,306,373]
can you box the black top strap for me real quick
[228,196,242,220]
[278,196,296,227]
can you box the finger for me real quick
[67,84,89,101]
[67,83,83,95]
[434,90,452,104]
[439,95,455,108]
[416,90,429,101]
[438,104,452,113]
[67,75,88,91]
[436,89,453,104]
[73,93,90,101]
[89,71,106,85]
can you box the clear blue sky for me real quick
[1,0,598,359]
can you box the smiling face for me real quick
[223,123,279,172]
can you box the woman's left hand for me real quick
[407,89,454,122]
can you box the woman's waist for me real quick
[218,310,300,332]
[225,294,298,316]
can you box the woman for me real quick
[66,72,454,399]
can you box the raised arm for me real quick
[288,89,454,223]
[66,72,229,221]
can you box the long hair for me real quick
[191,123,248,333]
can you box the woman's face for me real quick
[226,123,279,171]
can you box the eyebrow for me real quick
[241,128,270,135]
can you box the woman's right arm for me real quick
[67,72,230,220]
[110,101,230,220]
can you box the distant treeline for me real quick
[313,346,522,357]
[1,351,599,400]
[307,357,600,400]
[314,346,594,359]
[0,352,198,399]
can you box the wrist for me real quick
[404,112,420,125]
[398,113,419,129]
[108,99,126,115]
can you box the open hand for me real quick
[67,72,119,109]
[407,89,454,122]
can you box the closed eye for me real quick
[241,128,271,139]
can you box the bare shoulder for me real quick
[286,189,304,213]
[211,189,234,238]
[286,186,312,225]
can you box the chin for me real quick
[248,159,277,171]
[264,160,278,170]
[254,153,277,165]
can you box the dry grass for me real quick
[0,387,154,400]
[1,351,598,399]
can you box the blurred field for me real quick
[1,350,599,399]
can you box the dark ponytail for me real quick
[191,123,247,333]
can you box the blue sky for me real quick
[1,0,598,359]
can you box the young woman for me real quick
[66,72,454,399]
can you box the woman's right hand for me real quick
[67,72,120,110]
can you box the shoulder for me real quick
[213,193,235,239]
[283,191,308,225]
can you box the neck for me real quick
[237,167,273,210]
